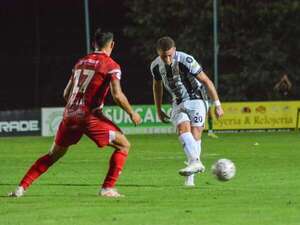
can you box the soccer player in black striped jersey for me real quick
[151,36,224,187]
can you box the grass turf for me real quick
[0,132,299,225]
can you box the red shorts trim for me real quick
[55,112,121,148]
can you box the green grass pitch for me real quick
[1,132,299,225]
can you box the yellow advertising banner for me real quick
[211,101,300,130]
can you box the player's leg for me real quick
[85,113,130,197]
[100,132,130,197]
[170,102,204,177]
[177,121,198,163]
[185,126,204,186]
[8,143,68,197]
[176,121,205,177]
[8,120,82,197]
[171,103,199,165]
[181,100,207,184]
[191,126,204,159]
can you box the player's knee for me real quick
[121,138,131,152]
[177,122,191,135]
[111,132,131,152]
[178,128,191,136]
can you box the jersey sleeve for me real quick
[108,61,122,80]
[150,62,162,81]
[181,53,203,76]
[69,67,76,82]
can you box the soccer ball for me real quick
[212,159,236,181]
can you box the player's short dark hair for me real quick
[94,28,114,49]
[156,36,176,51]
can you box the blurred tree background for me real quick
[1,0,299,110]
[124,0,300,101]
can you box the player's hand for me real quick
[130,112,142,126]
[215,106,224,119]
[157,110,170,123]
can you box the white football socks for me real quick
[195,140,201,158]
[179,132,199,163]
[185,139,202,186]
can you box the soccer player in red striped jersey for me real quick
[9,28,141,198]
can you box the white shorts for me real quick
[170,99,208,127]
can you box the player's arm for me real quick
[110,78,141,125]
[151,61,169,123]
[153,79,169,123]
[153,79,163,113]
[196,71,224,119]
[63,76,74,102]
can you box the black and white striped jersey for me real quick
[150,51,207,104]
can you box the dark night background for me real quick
[0,0,149,110]
[1,0,299,110]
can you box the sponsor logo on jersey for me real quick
[186,57,193,63]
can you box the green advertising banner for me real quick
[41,105,176,136]
[102,104,175,134]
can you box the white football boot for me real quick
[179,160,205,176]
[183,161,195,186]
[184,174,195,187]
[8,186,25,198]
[99,188,124,198]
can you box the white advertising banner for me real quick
[41,107,64,136]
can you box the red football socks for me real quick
[102,150,128,188]
[19,150,128,190]
[19,154,54,190]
